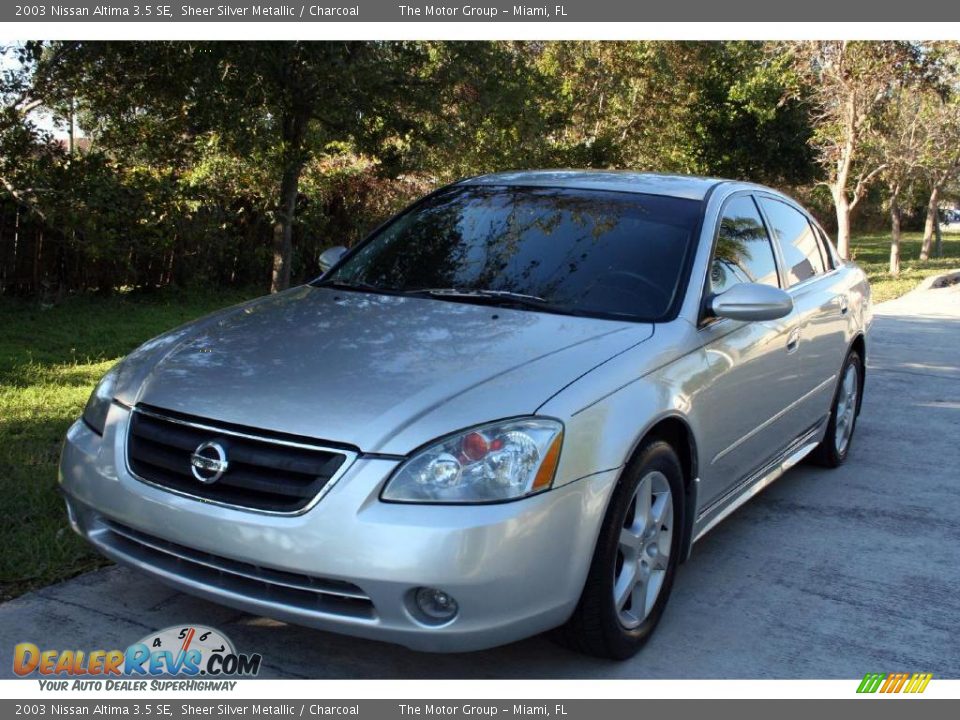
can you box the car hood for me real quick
[118,286,653,454]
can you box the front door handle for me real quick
[786,327,800,354]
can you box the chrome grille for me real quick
[127,406,354,513]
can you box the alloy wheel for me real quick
[614,470,674,629]
[834,363,859,455]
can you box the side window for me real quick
[710,195,780,295]
[759,198,826,285]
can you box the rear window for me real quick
[323,185,702,321]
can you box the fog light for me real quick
[414,587,459,622]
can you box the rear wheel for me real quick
[556,440,683,659]
[811,350,863,467]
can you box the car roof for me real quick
[458,170,740,201]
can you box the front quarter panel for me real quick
[540,320,708,489]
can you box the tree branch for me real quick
[850,163,888,211]
[0,174,48,221]
[17,97,43,116]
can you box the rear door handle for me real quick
[837,295,849,315]
[786,327,800,354]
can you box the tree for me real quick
[876,86,926,275]
[0,42,57,217]
[917,43,960,261]
[223,43,439,292]
[39,41,437,292]
[789,41,919,259]
[917,100,960,261]
[11,40,959,299]
[405,42,563,178]
[534,42,814,186]
[535,41,687,169]
[681,41,814,186]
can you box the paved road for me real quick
[3,280,959,679]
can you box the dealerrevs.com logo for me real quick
[13,625,262,690]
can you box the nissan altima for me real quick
[59,171,870,659]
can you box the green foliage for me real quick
[0,287,256,600]
[534,42,813,185]
[1,40,958,296]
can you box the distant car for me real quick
[60,171,871,659]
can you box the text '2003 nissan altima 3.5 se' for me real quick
[60,171,871,659]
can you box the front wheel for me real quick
[555,440,684,659]
[811,350,863,467]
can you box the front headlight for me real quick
[381,418,564,504]
[82,365,120,435]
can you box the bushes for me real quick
[11,40,948,297]
[0,146,435,297]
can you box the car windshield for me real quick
[317,185,702,321]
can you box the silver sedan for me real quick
[60,171,870,659]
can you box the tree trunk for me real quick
[13,205,20,279]
[270,160,303,293]
[920,185,939,261]
[33,229,41,292]
[68,97,75,155]
[934,210,943,259]
[270,111,309,294]
[831,113,857,261]
[889,194,902,277]
[834,190,852,260]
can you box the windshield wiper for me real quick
[417,288,547,302]
[404,287,575,313]
[315,279,400,295]
[319,281,581,315]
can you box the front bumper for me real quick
[59,405,617,652]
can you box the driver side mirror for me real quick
[710,283,793,322]
[318,245,348,274]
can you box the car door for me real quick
[693,194,803,508]
[757,196,849,433]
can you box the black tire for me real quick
[555,439,684,659]
[810,350,863,468]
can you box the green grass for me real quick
[0,287,257,601]
[1,231,958,603]
[849,230,960,304]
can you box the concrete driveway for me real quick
[3,279,959,679]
